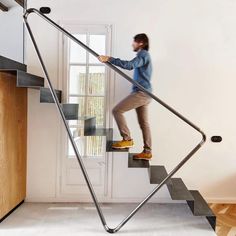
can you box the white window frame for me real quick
[57,22,114,200]
[63,24,112,159]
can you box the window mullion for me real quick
[84,32,90,157]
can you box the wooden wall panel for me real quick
[0,72,27,219]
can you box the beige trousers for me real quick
[112,91,152,151]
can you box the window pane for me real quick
[89,35,106,64]
[87,97,104,126]
[68,136,104,158]
[86,136,104,157]
[68,96,85,126]
[70,34,87,63]
[69,66,86,95]
[88,66,105,95]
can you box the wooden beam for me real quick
[15,0,25,8]
[0,2,8,11]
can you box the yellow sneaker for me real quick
[112,139,134,149]
[133,152,152,161]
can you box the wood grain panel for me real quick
[0,72,27,219]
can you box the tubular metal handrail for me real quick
[23,8,206,234]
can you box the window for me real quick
[66,30,109,158]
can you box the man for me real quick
[98,33,152,161]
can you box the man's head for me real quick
[132,33,149,52]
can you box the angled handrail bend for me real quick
[23,8,206,233]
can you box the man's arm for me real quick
[98,54,147,70]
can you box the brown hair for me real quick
[134,33,149,51]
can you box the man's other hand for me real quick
[98,55,110,63]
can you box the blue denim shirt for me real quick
[109,49,152,93]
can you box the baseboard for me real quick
[0,200,24,223]
[206,197,236,204]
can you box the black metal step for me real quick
[187,190,215,216]
[61,104,79,120]
[149,166,193,200]
[72,117,97,138]
[0,70,44,88]
[187,190,216,230]
[83,127,115,153]
[84,128,113,137]
[0,56,27,71]
[83,116,96,134]
[40,87,62,103]
[167,178,194,201]
[16,70,44,88]
[149,165,170,184]
[128,153,150,168]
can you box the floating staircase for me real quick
[0,56,79,121]
[73,126,216,230]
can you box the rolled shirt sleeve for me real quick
[109,52,148,70]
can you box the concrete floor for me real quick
[0,203,216,236]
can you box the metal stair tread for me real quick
[61,104,79,120]
[0,55,27,71]
[149,165,169,184]
[0,69,44,88]
[167,178,194,201]
[16,70,44,88]
[186,190,216,230]
[40,87,62,103]
[128,153,150,168]
[187,190,215,216]
[84,128,113,136]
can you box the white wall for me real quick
[0,5,24,62]
[26,0,236,202]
